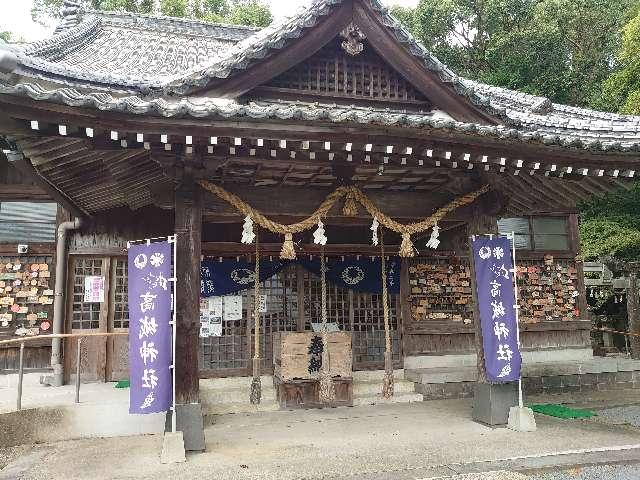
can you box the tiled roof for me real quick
[3,81,640,153]
[2,0,640,149]
[17,1,259,92]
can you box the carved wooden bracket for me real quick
[340,23,366,56]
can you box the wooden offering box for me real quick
[273,331,353,409]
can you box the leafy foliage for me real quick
[0,31,11,42]
[601,13,640,115]
[392,0,640,110]
[579,185,640,262]
[32,0,272,27]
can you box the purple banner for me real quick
[472,236,522,383]
[128,241,173,414]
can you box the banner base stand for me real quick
[161,431,186,464]
[508,406,537,432]
[165,403,206,452]
[472,382,518,426]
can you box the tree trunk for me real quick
[174,181,203,405]
[627,272,640,359]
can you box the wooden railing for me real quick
[0,332,128,411]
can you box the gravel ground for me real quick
[0,445,30,470]
[597,406,640,427]
[526,464,640,480]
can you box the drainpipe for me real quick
[43,218,82,387]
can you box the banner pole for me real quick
[511,231,524,409]
[171,234,177,434]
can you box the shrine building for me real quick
[1,0,640,448]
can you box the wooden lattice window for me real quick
[113,259,129,329]
[199,265,299,372]
[303,270,401,367]
[302,269,350,330]
[71,258,103,330]
[256,38,431,108]
[352,292,401,365]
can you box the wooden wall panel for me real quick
[0,345,51,371]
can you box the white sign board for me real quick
[83,276,105,303]
[223,295,243,321]
[200,298,223,338]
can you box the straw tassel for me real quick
[318,333,336,403]
[280,233,296,260]
[318,248,335,404]
[382,350,394,399]
[342,192,359,217]
[399,233,415,258]
[250,357,262,405]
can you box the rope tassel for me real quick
[280,233,296,260]
[318,248,336,404]
[399,233,415,258]
[342,192,359,217]
[250,233,262,405]
[380,232,394,399]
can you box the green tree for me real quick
[580,185,640,262]
[391,0,640,110]
[32,0,271,27]
[601,13,640,114]
[0,31,11,42]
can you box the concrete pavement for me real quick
[2,398,640,480]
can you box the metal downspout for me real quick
[44,218,82,387]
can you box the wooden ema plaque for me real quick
[273,331,353,409]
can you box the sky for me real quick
[2,0,419,43]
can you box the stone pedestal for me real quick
[165,403,206,451]
[472,382,518,426]
[161,431,186,464]
[508,406,537,432]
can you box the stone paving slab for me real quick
[3,400,640,480]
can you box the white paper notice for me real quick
[200,297,223,337]
[223,295,243,321]
[83,276,105,303]
[259,294,267,314]
[211,296,223,318]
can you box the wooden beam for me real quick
[353,0,497,125]
[8,155,88,218]
[0,184,50,201]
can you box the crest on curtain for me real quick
[200,257,400,297]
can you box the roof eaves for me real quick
[3,81,640,154]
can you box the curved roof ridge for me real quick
[162,0,342,94]
[83,7,262,37]
[463,79,640,125]
[25,15,100,59]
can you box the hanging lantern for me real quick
[426,223,441,249]
[371,217,379,246]
[241,215,256,244]
[313,220,328,246]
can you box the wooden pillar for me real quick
[467,200,498,384]
[174,180,203,405]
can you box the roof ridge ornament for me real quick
[340,23,366,56]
